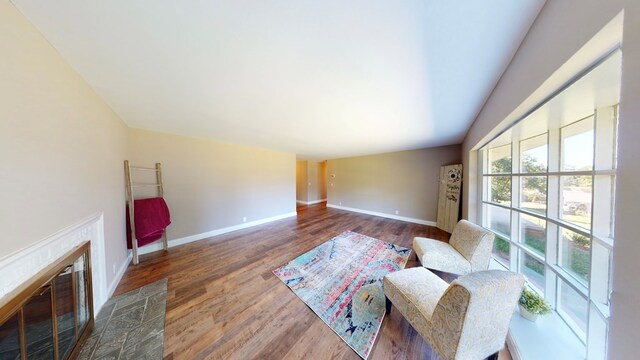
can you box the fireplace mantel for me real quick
[0,213,108,316]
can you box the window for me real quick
[479,51,620,359]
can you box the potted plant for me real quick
[519,287,551,322]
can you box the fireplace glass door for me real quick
[55,265,76,360]
[0,242,93,360]
[0,314,21,359]
[75,253,90,335]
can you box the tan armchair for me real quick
[384,268,525,360]
[414,219,495,275]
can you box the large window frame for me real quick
[478,51,620,360]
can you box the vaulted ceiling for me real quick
[12,0,544,159]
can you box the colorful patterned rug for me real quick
[273,231,411,359]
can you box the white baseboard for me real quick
[296,199,327,205]
[326,204,436,226]
[137,211,298,255]
[106,251,132,299]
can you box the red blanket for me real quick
[126,197,171,249]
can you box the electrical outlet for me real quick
[395,210,399,215]
[339,201,342,205]
[242,217,247,222]
[112,264,116,275]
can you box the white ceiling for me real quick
[12,0,544,160]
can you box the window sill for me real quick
[508,308,585,360]
[489,259,585,360]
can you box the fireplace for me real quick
[0,242,93,359]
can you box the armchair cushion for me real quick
[383,267,448,338]
[413,237,472,275]
[414,220,495,275]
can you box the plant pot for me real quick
[519,304,539,322]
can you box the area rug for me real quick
[273,231,411,359]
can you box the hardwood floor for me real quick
[115,203,512,360]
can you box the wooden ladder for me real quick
[124,160,169,265]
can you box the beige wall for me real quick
[327,145,461,222]
[0,1,128,288]
[128,128,296,240]
[460,0,639,356]
[296,161,308,202]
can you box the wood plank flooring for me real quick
[115,203,512,360]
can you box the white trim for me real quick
[296,199,327,205]
[506,331,521,360]
[137,211,298,255]
[326,204,436,226]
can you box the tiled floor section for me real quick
[76,279,168,360]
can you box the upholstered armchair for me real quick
[384,268,525,360]
[414,219,495,275]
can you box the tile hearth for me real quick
[76,279,168,360]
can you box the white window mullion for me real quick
[586,105,617,360]
[546,222,558,307]
[594,106,616,171]
[510,141,519,271]
[546,127,561,307]
[587,303,609,360]
[548,127,560,173]
[477,149,485,222]
[547,127,561,220]
[593,106,617,240]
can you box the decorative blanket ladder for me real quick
[124,161,169,264]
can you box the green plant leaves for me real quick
[519,287,552,315]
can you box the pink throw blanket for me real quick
[126,197,171,249]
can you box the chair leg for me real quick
[385,297,392,314]
[486,351,499,360]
